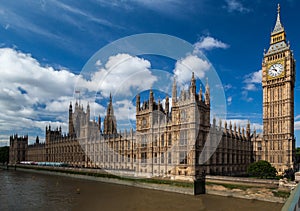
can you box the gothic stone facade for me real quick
[10,74,252,181]
[9,4,295,178]
[27,137,45,162]
[252,5,296,174]
[134,74,251,179]
[9,134,28,164]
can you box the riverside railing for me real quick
[281,183,300,211]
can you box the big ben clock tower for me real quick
[262,4,296,173]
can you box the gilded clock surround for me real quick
[267,59,285,79]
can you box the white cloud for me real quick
[220,118,298,132]
[243,83,256,91]
[78,53,157,98]
[222,119,299,133]
[173,55,211,84]
[241,90,253,102]
[252,123,263,131]
[243,69,262,93]
[114,99,136,122]
[0,48,90,140]
[0,134,10,146]
[95,59,102,67]
[227,96,232,105]
[45,97,74,113]
[0,48,77,100]
[51,0,117,28]
[215,83,233,91]
[126,0,187,16]
[0,7,62,42]
[132,0,182,8]
[161,97,172,113]
[222,119,262,132]
[241,69,262,102]
[224,84,233,91]
[295,121,300,131]
[0,48,159,142]
[194,36,229,52]
[244,69,262,84]
[224,0,250,13]
[92,0,187,15]
[295,115,300,120]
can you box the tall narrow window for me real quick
[168,134,172,146]
[154,152,157,164]
[161,134,164,147]
[141,152,147,163]
[127,141,130,150]
[179,130,187,145]
[154,135,157,147]
[142,118,147,128]
[179,151,187,164]
[180,110,186,121]
[257,142,262,151]
[161,152,164,163]
[141,135,147,147]
[168,152,172,164]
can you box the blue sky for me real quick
[0,0,299,146]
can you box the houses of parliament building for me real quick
[9,5,296,180]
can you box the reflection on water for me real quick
[0,169,282,211]
[0,170,78,210]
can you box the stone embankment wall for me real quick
[6,164,288,203]
[11,165,194,195]
[206,175,279,188]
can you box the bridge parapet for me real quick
[282,184,300,211]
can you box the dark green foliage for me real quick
[296,147,300,163]
[272,190,290,198]
[247,160,277,179]
[284,168,295,181]
[0,146,9,164]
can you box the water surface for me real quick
[0,169,283,211]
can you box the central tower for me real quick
[261,4,296,173]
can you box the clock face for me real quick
[268,63,284,77]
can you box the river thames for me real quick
[0,169,282,211]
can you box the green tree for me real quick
[284,168,295,181]
[296,147,300,163]
[0,146,9,164]
[247,160,277,179]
